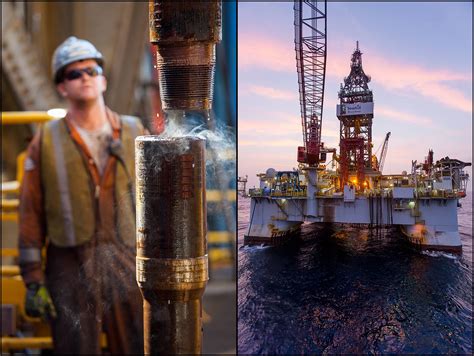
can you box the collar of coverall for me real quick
[63,106,121,185]
[64,106,121,139]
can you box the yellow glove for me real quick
[25,283,57,322]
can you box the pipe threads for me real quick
[156,44,215,111]
[149,0,222,111]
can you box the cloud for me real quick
[339,54,471,113]
[239,32,294,72]
[244,85,298,101]
[239,139,301,148]
[376,106,433,126]
[239,107,340,160]
[239,32,471,113]
[239,118,298,134]
[414,82,471,113]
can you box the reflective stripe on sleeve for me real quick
[51,121,76,246]
[19,248,42,263]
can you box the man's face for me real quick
[56,59,107,103]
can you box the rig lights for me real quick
[408,201,416,209]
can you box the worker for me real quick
[18,36,145,354]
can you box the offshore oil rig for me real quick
[245,0,470,252]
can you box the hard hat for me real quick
[52,36,104,83]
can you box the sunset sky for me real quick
[238,2,472,191]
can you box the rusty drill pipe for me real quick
[149,1,222,111]
[136,136,207,354]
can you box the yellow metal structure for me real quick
[1,111,109,352]
[1,276,52,351]
[1,258,108,351]
[1,181,20,195]
[2,337,53,351]
[1,212,18,222]
[1,249,19,257]
[208,231,234,264]
[1,265,20,277]
[1,111,60,125]
[2,112,46,223]
[206,189,236,202]
[2,199,19,210]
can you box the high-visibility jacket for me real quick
[18,108,146,284]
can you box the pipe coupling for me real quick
[136,255,208,292]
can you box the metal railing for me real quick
[1,111,61,125]
[248,188,307,198]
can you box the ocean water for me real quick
[238,195,472,354]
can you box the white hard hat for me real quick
[52,36,104,83]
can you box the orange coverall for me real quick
[18,108,144,354]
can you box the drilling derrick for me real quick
[337,41,374,190]
[294,0,327,165]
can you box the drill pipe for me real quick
[136,136,207,354]
[149,1,222,111]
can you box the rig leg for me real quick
[244,197,302,245]
[400,224,462,253]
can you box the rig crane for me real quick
[378,131,391,173]
[294,0,327,165]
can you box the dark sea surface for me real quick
[238,194,473,355]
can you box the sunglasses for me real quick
[63,66,103,81]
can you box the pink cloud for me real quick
[239,118,299,134]
[414,82,471,113]
[244,85,297,101]
[239,32,294,72]
[239,113,339,139]
[328,52,471,113]
[376,106,434,125]
[239,139,301,148]
[331,53,471,113]
[239,32,471,113]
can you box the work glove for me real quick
[25,283,57,321]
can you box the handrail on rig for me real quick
[2,111,60,221]
[1,111,63,125]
